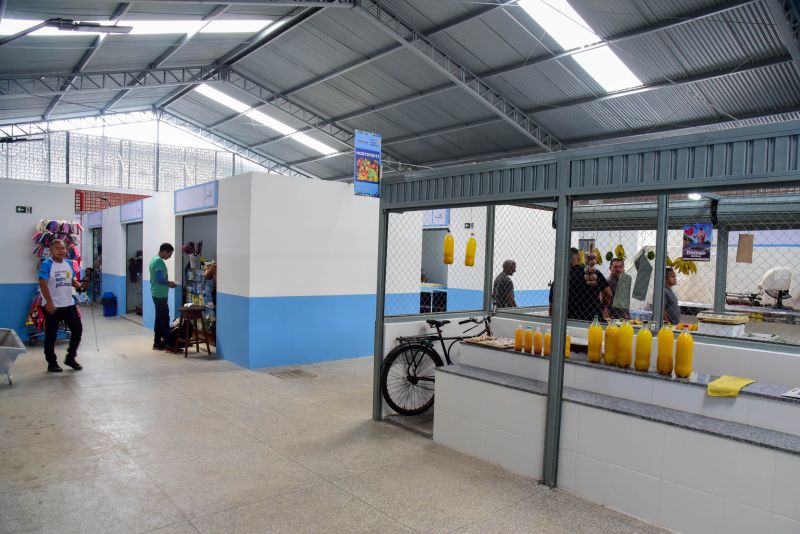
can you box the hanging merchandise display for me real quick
[443,232,454,265]
[464,233,477,267]
[614,244,626,261]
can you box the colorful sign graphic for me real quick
[354,130,381,198]
[682,223,712,261]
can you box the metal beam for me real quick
[43,2,132,119]
[0,110,156,138]
[764,0,800,72]
[714,228,729,312]
[652,196,669,327]
[158,109,318,179]
[325,0,759,126]
[483,206,496,313]
[209,1,516,130]
[372,208,389,421]
[354,0,564,152]
[0,66,224,99]
[154,7,322,111]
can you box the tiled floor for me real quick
[0,316,667,533]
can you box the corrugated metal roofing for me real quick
[0,36,94,75]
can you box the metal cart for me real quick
[0,328,27,385]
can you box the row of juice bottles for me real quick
[513,317,694,378]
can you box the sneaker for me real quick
[47,364,63,373]
[152,344,166,351]
[64,358,83,371]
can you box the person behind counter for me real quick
[492,260,517,308]
[664,267,681,325]
[606,257,631,320]
[550,248,611,321]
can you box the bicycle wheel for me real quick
[381,343,443,416]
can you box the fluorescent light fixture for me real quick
[688,193,702,201]
[127,20,204,35]
[290,132,338,155]
[516,0,642,92]
[194,84,250,114]
[245,109,296,136]
[0,18,131,37]
[199,20,273,33]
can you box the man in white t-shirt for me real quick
[38,240,88,373]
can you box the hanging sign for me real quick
[175,181,218,214]
[682,223,712,261]
[423,209,450,228]
[354,130,381,198]
[85,211,102,228]
[120,200,143,223]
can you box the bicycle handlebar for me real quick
[458,318,473,325]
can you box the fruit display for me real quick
[605,251,614,262]
[673,323,699,332]
[593,248,603,265]
[614,244,626,261]
[671,257,697,275]
[356,157,380,183]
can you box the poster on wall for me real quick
[682,223,712,261]
[354,130,381,198]
[423,209,450,228]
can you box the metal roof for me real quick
[1,0,800,181]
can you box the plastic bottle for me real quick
[587,316,603,363]
[635,322,653,371]
[443,232,454,265]
[543,329,552,356]
[657,324,674,376]
[534,327,543,355]
[514,325,524,352]
[617,320,634,368]
[464,233,477,267]
[523,327,533,353]
[564,332,571,359]
[675,327,694,378]
[604,321,619,366]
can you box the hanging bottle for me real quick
[657,324,674,376]
[523,327,533,353]
[617,320,634,368]
[604,320,619,366]
[534,327,543,355]
[464,233,477,267]
[635,322,653,371]
[543,329,552,356]
[443,231,454,265]
[514,325,524,352]
[675,327,694,378]
[587,316,603,363]
[565,332,571,359]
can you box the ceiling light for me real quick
[0,18,131,43]
[194,84,250,114]
[245,109,296,136]
[199,20,274,33]
[290,133,338,155]
[688,193,702,201]
[516,0,642,93]
[127,20,204,35]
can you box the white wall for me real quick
[100,206,125,277]
[142,193,176,283]
[447,207,486,292]
[0,180,78,284]
[248,172,379,297]
[217,173,251,298]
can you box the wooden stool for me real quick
[174,306,211,358]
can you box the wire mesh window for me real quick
[493,203,556,315]
[384,207,487,316]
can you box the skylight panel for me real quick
[194,84,250,114]
[127,20,205,35]
[199,20,272,33]
[516,0,642,92]
[290,133,338,155]
[244,109,296,136]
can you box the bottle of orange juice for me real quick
[543,329,552,356]
[617,320,634,368]
[464,233,477,267]
[564,332,571,359]
[443,232,454,264]
[514,325,524,351]
[675,327,694,378]
[587,316,603,363]
[635,322,653,371]
[656,324,674,375]
[523,327,533,353]
[604,320,619,366]
[533,327,543,355]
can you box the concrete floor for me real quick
[0,316,667,534]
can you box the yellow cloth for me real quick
[707,375,755,398]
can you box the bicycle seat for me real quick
[426,319,450,328]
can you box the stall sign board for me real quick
[175,181,218,214]
[120,200,143,223]
[682,223,712,261]
[354,130,381,198]
[423,209,450,228]
[85,211,102,228]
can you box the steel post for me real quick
[372,209,389,421]
[652,195,669,326]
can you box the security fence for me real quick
[0,129,268,191]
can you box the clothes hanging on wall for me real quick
[632,252,653,301]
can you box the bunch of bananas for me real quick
[671,257,697,275]
[614,244,626,261]
[593,248,603,264]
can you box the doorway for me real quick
[125,222,143,322]
[91,228,102,304]
[420,228,449,313]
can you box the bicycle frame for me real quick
[395,314,493,366]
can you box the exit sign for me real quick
[15,206,32,214]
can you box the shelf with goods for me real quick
[183,265,216,339]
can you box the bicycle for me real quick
[380,313,494,416]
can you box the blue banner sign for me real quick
[354,130,381,198]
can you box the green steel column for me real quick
[652,195,669,326]
[483,205,496,313]
[542,193,571,488]
[372,209,389,421]
[714,228,729,312]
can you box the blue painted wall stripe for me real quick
[0,283,38,338]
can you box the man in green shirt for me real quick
[149,243,176,350]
